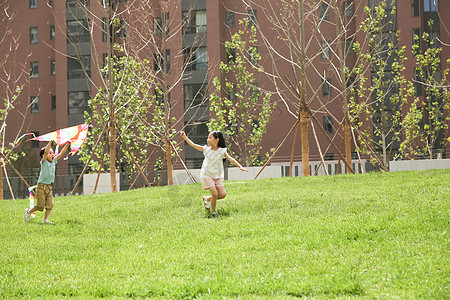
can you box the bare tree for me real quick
[0,1,33,199]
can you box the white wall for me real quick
[83,173,120,195]
[389,159,450,171]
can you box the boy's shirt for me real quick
[38,158,57,184]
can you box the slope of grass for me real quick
[0,170,448,299]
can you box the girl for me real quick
[180,130,248,218]
[24,141,69,224]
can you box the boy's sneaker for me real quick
[208,212,218,219]
[42,220,54,225]
[24,209,31,222]
[203,196,211,211]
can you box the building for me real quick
[1,0,449,197]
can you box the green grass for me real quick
[0,170,449,299]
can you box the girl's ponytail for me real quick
[211,131,226,148]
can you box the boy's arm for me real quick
[56,143,70,161]
[180,131,203,152]
[43,141,52,161]
[224,152,248,172]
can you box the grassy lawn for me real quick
[0,169,448,299]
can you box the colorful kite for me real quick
[16,123,89,156]
[28,185,37,219]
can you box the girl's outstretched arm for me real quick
[224,152,248,172]
[43,141,52,161]
[180,131,203,152]
[56,143,70,161]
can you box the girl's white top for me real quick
[200,145,227,179]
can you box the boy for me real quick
[24,141,69,224]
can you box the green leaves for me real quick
[208,22,275,167]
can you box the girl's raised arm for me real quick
[56,143,70,161]
[180,131,203,152]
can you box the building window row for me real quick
[182,10,207,34]
[30,60,56,78]
[68,91,89,115]
[30,95,57,114]
[183,47,208,71]
[29,25,55,44]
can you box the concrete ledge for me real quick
[389,159,450,171]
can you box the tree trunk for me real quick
[109,118,117,192]
[300,110,310,176]
[165,137,173,186]
[344,122,352,173]
[289,121,300,176]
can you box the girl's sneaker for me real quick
[208,212,218,219]
[24,209,31,222]
[203,196,211,211]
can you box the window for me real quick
[30,27,38,44]
[30,0,37,9]
[414,69,423,96]
[424,0,438,12]
[184,47,208,71]
[183,10,206,34]
[345,38,354,55]
[412,28,421,54]
[154,17,163,35]
[102,53,108,68]
[343,1,354,17]
[67,19,90,44]
[154,49,171,73]
[321,40,330,59]
[115,20,128,38]
[412,0,420,17]
[102,18,108,42]
[322,78,332,97]
[227,84,237,100]
[320,3,329,21]
[425,31,440,49]
[31,96,39,114]
[67,55,91,79]
[226,12,235,27]
[51,95,56,110]
[31,132,39,148]
[30,61,39,79]
[66,0,89,8]
[51,60,55,75]
[184,84,207,108]
[154,13,169,35]
[68,91,89,115]
[184,122,209,153]
[49,0,54,6]
[155,88,171,106]
[50,25,55,40]
[226,47,236,63]
[247,9,257,28]
[323,116,333,134]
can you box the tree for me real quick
[349,1,414,168]
[236,0,356,175]
[0,1,32,199]
[209,21,275,167]
[401,21,450,159]
[65,0,204,189]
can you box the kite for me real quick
[28,185,37,219]
[16,123,89,156]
